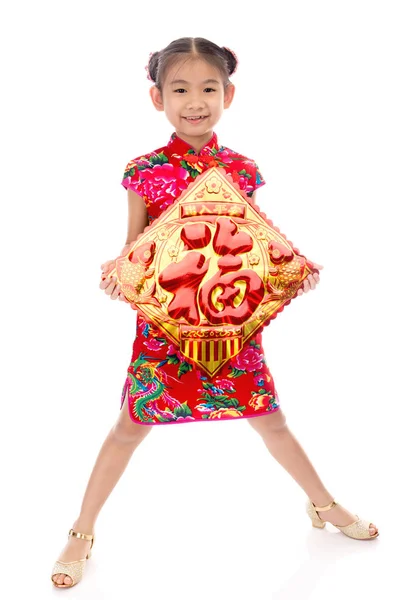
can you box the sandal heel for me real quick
[311,518,326,529]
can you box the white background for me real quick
[1,1,399,598]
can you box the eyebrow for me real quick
[169,79,221,86]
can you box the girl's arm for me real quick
[120,189,149,254]
[100,190,149,292]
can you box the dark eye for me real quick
[173,88,186,93]
[204,88,216,93]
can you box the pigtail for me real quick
[221,46,238,76]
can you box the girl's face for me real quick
[150,56,235,151]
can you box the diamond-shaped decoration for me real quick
[108,167,318,377]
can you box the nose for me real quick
[185,92,206,111]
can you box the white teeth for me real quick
[186,116,205,120]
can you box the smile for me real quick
[183,116,209,122]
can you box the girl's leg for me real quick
[247,410,378,535]
[52,389,153,586]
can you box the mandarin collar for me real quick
[167,131,219,156]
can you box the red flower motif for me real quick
[199,155,216,165]
[167,343,185,362]
[214,378,235,391]
[230,170,253,192]
[233,346,264,371]
[143,338,165,351]
[217,149,233,163]
[139,164,190,203]
[207,159,219,167]
[183,154,201,164]
[249,393,274,411]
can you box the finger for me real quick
[303,279,310,293]
[308,274,316,289]
[297,287,303,296]
[105,278,117,295]
[99,277,110,289]
[99,275,114,289]
[110,279,121,297]
[110,285,120,300]
[101,259,115,271]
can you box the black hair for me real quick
[147,37,238,92]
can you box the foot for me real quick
[52,519,94,587]
[313,499,378,537]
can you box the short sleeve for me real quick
[254,161,266,190]
[246,160,266,198]
[121,159,144,197]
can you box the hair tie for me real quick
[145,51,154,81]
[222,46,238,74]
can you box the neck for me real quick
[175,130,214,153]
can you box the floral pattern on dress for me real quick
[122,131,266,224]
[119,131,279,425]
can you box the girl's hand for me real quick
[296,262,323,296]
[99,259,128,302]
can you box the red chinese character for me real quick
[158,217,264,326]
[158,251,210,325]
[199,217,264,324]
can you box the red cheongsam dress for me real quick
[119,131,281,425]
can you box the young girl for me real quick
[51,36,379,589]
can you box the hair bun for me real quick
[145,51,160,82]
[222,46,238,75]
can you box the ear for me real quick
[223,83,235,109]
[149,85,164,112]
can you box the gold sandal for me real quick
[306,498,379,540]
[51,528,95,588]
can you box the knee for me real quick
[248,409,288,436]
[113,389,154,443]
[112,414,153,444]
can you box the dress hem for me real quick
[120,376,280,426]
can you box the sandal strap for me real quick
[69,528,95,547]
[312,498,338,511]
